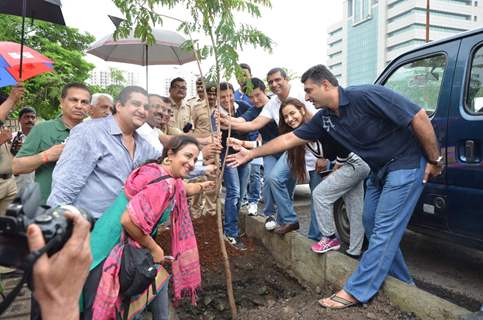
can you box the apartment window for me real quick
[353,0,371,25]
[348,0,353,17]
[383,54,447,115]
[465,45,483,114]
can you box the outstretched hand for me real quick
[226,147,252,168]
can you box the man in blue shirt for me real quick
[226,77,280,230]
[227,64,443,309]
[48,86,160,219]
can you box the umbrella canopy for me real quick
[0,0,65,25]
[87,29,196,66]
[0,0,64,79]
[0,41,54,88]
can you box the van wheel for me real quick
[334,199,350,245]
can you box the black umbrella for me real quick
[0,0,65,79]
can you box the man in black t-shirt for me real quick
[227,64,443,310]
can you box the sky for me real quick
[62,0,344,92]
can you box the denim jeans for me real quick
[266,152,296,225]
[223,162,249,237]
[150,283,169,320]
[307,170,323,241]
[344,156,426,303]
[247,162,262,204]
[261,154,279,217]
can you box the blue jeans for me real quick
[262,154,278,217]
[344,157,426,303]
[266,152,296,225]
[247,162,262,204]
[308,170,323,241]
[150,283,169,320]
[223,162,249,237]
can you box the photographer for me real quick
[27,210,92,320]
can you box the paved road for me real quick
[287,184,483,312]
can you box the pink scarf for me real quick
[92,164,201,319]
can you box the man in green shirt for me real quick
[13,83,91,203]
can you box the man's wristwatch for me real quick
[428,155,444,166]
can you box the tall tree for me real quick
[0,15,95,119]
[111,1,273,318]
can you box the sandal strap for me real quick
[330,294,356,306]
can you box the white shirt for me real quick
[137,123,164,153]
[259,85,317,172]
[259,84,317,125]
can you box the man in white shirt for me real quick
[137,94,166,153]
[221,67,317,235]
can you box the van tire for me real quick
[334,199,351,245]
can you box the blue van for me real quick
[334,27,483,250]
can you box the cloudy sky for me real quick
[62,0,344,92]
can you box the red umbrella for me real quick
[0,41,53,87]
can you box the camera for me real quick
[0,183,94,270]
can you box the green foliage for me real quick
[88,67,128,100]
[0,15,95,119]
[111,0,273,82]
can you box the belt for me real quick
[0,173,13,180]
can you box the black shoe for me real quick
[224,234,247,251]
[274,222,300,235]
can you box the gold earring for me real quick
[162,158,171,165]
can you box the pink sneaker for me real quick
[311,237,341,253]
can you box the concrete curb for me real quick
[241,213,470,320]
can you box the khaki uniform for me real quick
[0,143,17,215]
[190,98,213,138]
[169,98,192,131]
[189,97,217,218]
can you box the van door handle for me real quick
[465,140,475,162]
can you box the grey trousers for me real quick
[313,154,370,255]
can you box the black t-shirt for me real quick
[240,104,278,144]
[294,85,422,172]
[221,100,252,155]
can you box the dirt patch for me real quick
[157,214,418,319]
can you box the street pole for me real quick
[425,0,430,43]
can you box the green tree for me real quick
[88,67,128,99]
[111,1,273,318]
[0,15,95,119]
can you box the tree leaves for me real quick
[111,0,273,82]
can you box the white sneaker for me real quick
[248,202,258,216]
[264,216,277,231]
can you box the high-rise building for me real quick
[87,68,141,87]
[327,0,483,86]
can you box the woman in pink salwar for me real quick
[89,135,214,320]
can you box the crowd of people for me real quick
[0,62,444,319]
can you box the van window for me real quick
[465,45,483,114]
[383,54,447,115]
